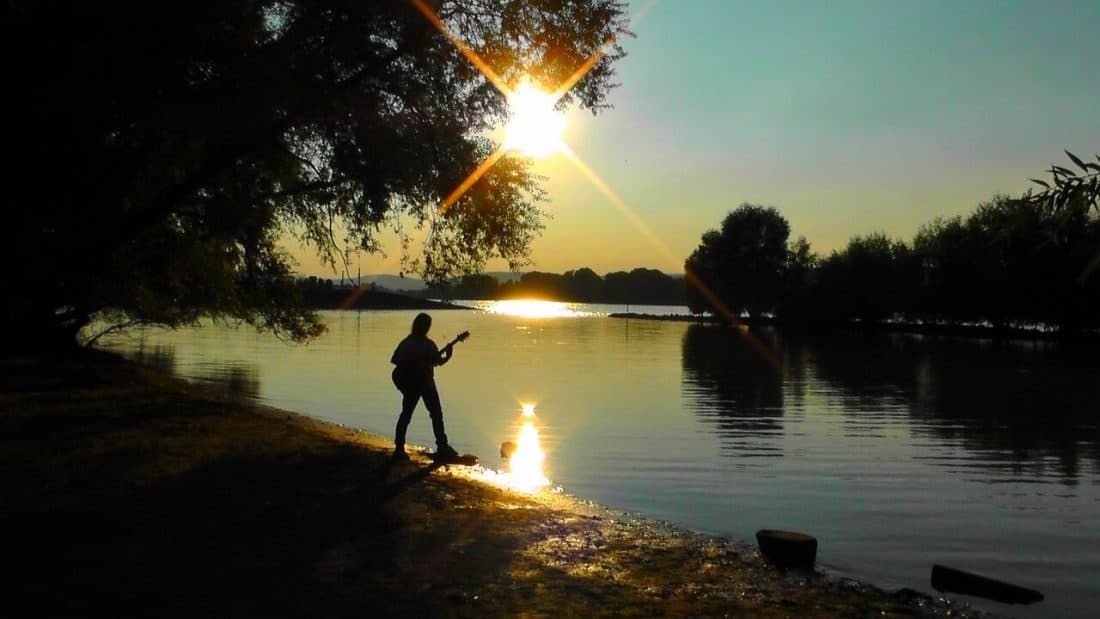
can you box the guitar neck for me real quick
[441,332,469,354]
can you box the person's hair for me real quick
[411,312,432,335]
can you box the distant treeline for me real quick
[428,268,686,305]
[297,279,466,311]
[686,196,1100,333]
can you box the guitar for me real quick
[438,330,471,359]
[391,331,470,392]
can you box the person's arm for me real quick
[437,343,453,366]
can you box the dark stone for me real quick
[755,529,817,570]
[930,564,1043,605]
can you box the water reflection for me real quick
[680,325,784,458]
[682,325,1100,482]
[194,365,261,403]
[130,343,177,375]
[805,332,1100,482]
[124,344,260,403]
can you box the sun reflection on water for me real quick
[476,402,551,493]
[487,299,590,318]
[507,421,549,492]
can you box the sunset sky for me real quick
[288,0,1099,279]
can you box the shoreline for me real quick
[1,350,983,617]
[609,311,1100,343]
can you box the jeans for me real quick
[393,375,448,450]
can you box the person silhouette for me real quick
[390,313,459,462]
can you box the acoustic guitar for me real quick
[391,330,470,392]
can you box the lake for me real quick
[98,301,1100,617]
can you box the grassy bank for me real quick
[1,351,972,617]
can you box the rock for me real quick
[930,564,1043,605]
[755,529,817,570]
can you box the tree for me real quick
[964,195,1100,331]
[1024,150,1100,279]
[426,273,500,300]
[684,204,791,317]
[815,233,919,323]
[508,272,566,300]
[601,268,680,304]
[562,267,604,301]
[913,215,991,321]
[776,236,818,322]
[6,1,630,350]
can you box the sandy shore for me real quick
[0,350,983,617]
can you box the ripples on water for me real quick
[100,305,1100,618]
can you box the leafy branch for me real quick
[1027,150,1100,280]
[1028,150,1100,215]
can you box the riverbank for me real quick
[1,351,977,617]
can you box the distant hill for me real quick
[480,271,525,283]
[356,274,426,292]
[301,287,470,310]
[313,272,526,292]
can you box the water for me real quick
[99,303,1100,617]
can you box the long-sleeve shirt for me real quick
[391,334,440,378]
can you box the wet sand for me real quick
[0,351,983,617]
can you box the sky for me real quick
[288,0,1100,278]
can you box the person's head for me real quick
[411,312,432,336]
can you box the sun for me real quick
[503,80,566,158]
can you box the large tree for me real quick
[6,0,629,350]
[684,204,791,318]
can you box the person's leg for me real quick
[421,378,450,450]
[393,388,421,453]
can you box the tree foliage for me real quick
[1026,150,1100,217]
[6,0,629,349]
[430,267,684,304]
[684,204,792,317]
[1024,150,1100,279]
[815,233,920,323]
[686,194,1100,333]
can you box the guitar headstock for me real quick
[455,330,470,343]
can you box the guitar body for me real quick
[391,331,470,393]
[391,367,417,392]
